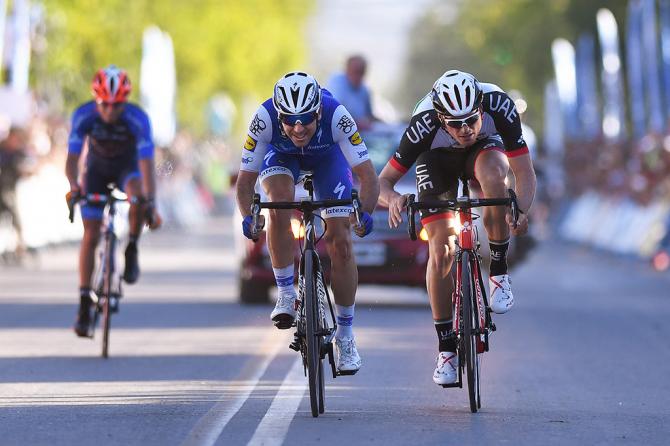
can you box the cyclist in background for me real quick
[65,65,160,337]
[235,71,380,374]
[378,70,536,385]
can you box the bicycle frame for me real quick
[251,177,362,417]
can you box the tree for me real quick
[38,0,314,133]
[400,0,628,134]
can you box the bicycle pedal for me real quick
[336,369,358,376]
[289,341,301,352]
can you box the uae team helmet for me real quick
[272,71,322,116]
[431,70,483,118]
[91,65,132,103]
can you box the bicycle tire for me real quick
[101,233,115,359]
[461,252,479,413]
[304,252,322,417]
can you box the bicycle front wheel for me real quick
[101,234,116,359]
[461,252,480,413]
[304,252,323,417]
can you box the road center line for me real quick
[247,356,306,446]
[181,330,291,446]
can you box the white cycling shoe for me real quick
[489,274,514,314]
[433,352,458,385]
[335,337,361,375]
[271,292,297,329]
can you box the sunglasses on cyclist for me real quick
[279,112,318,127]
[439,111,480,129]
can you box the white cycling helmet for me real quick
[431,70,483,118]
[272,71,322,115]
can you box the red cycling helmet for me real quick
[91,65,132,103]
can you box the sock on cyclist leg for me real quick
[489,238,510,276]
[335,304,355,339]
[435,319,457,352]
[273,265,296,296]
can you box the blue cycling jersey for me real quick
[68,101,154,160]
[239,89,369,172]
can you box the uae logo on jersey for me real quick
[349,131,362,145]
[244,135,257,151]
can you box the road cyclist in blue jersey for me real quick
[235,71,380,374]
[65,65,161,337]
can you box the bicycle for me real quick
[406,178,519,413]
[250,175,362,418]
[68,184,127,359]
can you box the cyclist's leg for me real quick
[468,137,514,313]
[75,162,106,336]
[416,149,462,322]
[469,137,510,243]
[118,156,142,284]
[260,148,300,325]
[311,148,361,372]
[416,149,464,384]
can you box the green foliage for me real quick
[39,0,313,133]
[401,0,628,133]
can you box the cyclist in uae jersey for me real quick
[378,70,536,385]
[235,71,380,375]
[65,65,161,338]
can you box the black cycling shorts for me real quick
[415,136,504,224]
[82,152,140,220]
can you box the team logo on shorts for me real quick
[244,135,257,151]
[349,131,362,145]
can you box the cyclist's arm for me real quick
[236,170,259,218]
[139,158,156,199]
[351,160,379,214]
[508,153,536,214]
[65,151,81,191]
[378,162,404,207]
[66,104,91,191]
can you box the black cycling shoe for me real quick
[73,293,95,338]
[123,242,140,284]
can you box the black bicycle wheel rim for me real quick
[304,253,321,417]
[461,253,477,413]
[101,235,115,359]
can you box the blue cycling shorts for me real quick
[259,145,353,219]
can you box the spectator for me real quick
[0,127,30,255]
[327,55,376,130]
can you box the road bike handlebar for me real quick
[67,192,129,223]
[406,189,520,241]
[249,189,363,242]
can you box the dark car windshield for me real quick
[360,124,405,173]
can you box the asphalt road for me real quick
[1,218,669,445]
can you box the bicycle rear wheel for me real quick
[461,252,480,413]
[304,252,323,417]
[101,234,116,359]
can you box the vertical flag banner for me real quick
[626,0,646,140]
[575,34,601,141]
[551,38,578,139]
[10,0,30,94]
[0,0,7,79]
[660,0,670,124]
[140,26,177,147]
[641,0,665,134]
[597,8,627,141]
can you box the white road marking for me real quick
[180,330,291,446]
[247,356,306,446]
